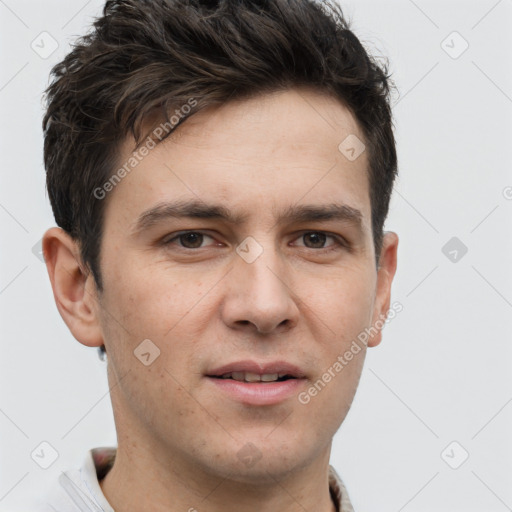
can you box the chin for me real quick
[200,437,321,484]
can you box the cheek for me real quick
[98,260,215,398]
[103,257,208,340]
[310,268,375,340]
[299,271,372,412]
[305,337,367,425]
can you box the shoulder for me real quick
[29,447,116,512]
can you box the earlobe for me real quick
[42,227,104,348]
[367,231,399,348]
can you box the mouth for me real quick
[205,361,306,405]
[208,372,297,383]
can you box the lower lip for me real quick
[206,377,305,405]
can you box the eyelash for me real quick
[161,231,348,253]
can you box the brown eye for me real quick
[178,232,204,248]
[163,231,216,249]
[302,232,327,248]
[292,231,347,253]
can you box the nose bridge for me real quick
[242,243,285,297]
[237,234,289,304]
[221,234,298,333]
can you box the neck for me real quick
[99,439,337,512]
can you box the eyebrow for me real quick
[131,199,364,236]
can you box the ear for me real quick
[367,231,399,348]
[42,227,104,348]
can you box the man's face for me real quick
[91,87,396,481]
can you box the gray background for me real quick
[1,0,511,510]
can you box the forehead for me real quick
[105,87,371,232]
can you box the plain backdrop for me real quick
[1,0,511,510]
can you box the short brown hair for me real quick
[43,0,397,293]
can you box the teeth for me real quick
[221,372,283,382]
[260,373,279,382]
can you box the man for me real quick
[39,0,399,510]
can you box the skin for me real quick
[43,87,398,512]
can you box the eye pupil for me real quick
[304,232,326,248]
[180,232,203,248]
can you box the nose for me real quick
[220,244,299,335]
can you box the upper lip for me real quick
[207,360,306,378]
